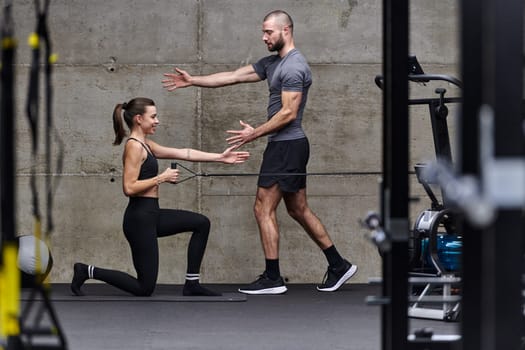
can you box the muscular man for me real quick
[163,10,357,294]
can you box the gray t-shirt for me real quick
[252,48,312,142]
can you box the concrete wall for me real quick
[10,0,460,284]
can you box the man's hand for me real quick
[226,120,256,148]
[162,67,192,91]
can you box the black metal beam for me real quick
[381,0,409,349]
[459,2,483,349]
[461,1,524,349]
[0,2,17,246]
[1,4,22,348]
[480,0,524,349]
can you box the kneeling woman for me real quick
[71,97,249,296]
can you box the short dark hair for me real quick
[264,10,294,33]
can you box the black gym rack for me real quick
[365,1,525,349]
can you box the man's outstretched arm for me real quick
[162,65,261,91]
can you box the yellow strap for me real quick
[27,32,39,49]
[1,37,17,49]
[49,53,58,64]
[34,219,42,275]
[0,243,21,337]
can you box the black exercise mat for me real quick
[20,283,247,302]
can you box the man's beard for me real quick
[269,34,285,52]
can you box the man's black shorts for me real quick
[257,137,309,193]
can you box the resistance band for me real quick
[171,162,382,184]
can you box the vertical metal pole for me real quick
[382,0,409,349]
[0,2,21,348]
[480,0,523,349]
[459,1,483,350]
[0,3,17,250]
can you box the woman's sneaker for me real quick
[70,263,89,296]
[317,260,358,292]
[238,272,287,295]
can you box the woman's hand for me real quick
[219,145,250,164]
[159,167,180,184]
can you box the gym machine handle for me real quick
[360,211,391,254]
[374,73,463,90]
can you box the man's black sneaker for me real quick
[317,260,358,292]
[238,272,287,295]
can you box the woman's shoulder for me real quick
[125,137,145,150]
[124,138,151,157]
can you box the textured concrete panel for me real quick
[201,0,383,64]
[11,0,200,65]
[15,65,200,174]
[10,0,458,65]
[16,176,127,282]
[199,63,384,174]
[201,176,381,284]
[411,1,460,64]
[15,174,199,284]
[6,1,460,284]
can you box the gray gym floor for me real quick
[21,283,459,350]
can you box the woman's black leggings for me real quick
[93,197,211,296]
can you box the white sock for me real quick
[185,273,200,282]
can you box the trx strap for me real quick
[40,0,62,240]
[26,0,47,247]
[26,0,62,274]
[20,1,67,348]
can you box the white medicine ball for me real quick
[17,235,53,276]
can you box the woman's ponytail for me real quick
[112,103,127,145]
[111,98,155,145]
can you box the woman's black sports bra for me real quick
[127,138,159,180]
